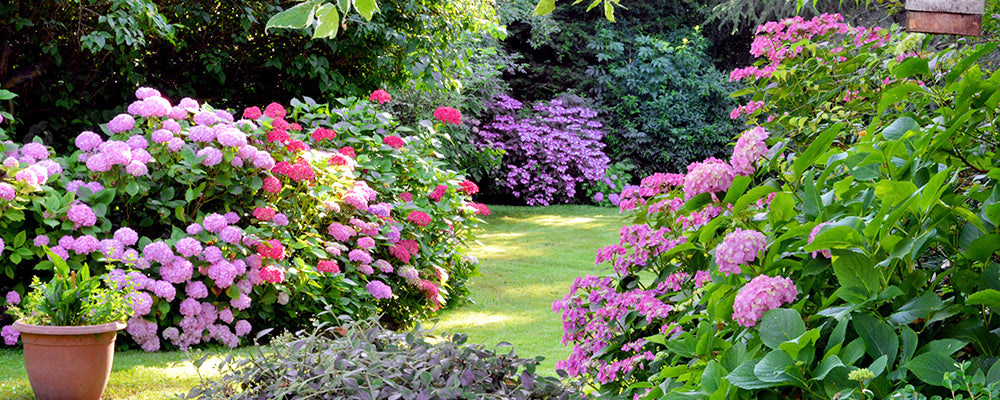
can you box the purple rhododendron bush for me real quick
[554,15,1000,399]
[0,88,488,350]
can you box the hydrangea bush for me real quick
[554,15,1000,399]
[474,94,610,206]
[0,88,487,349]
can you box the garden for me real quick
[1,0,1000,399]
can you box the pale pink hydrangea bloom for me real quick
[730,126,769,176]
[732,274,798,327]
[715,228,767,275]
[683,158,735,200]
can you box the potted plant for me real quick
[6,249,135,400]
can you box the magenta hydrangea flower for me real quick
[186,281,209,299]
[73,235,100,253]
[433,107,462,125]
[369,89,391,104]
[406,211,432,227]
[2,325,19,345]
[180,298,201,316]
[366,280,393,299]
[21,143,49,160]
[15,164,49,186]
[152,129,174,144]
[357,236,376,250]
[107,114,136,133]
[113,227,139,246]
[208,261,238,288]
[175,237,203,257]
[194,111,218,126]
[328,222,356,242]
[150,280,176,302]
[219,226,242,245]
[733,274,798,327]
[272,213,289,226]
[129,291,154,316]
[186,223,203,235]
[715,228,767,275]
[197,146,223,167]
[235,320,251,336]
[125,161,148,176]
[216,127,247,148]
[143,241,175,264]
[135,87,161,99]
[76,131,103,151]
[67,203,98,228]
[5,290,20,305]
[167,137,185,152]
[259,265,284,283]
[0,183,16,200]
[202,213,228,233]
[683,157,735,200]
[33,235,49,247]
[161,258,194,283]
[141,96,172,117]
[731,126,769,176]
[349,249,373,264]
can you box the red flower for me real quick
[417,279,441,310]
[369,89,391,104]
[400,192,413,202]
[339,146,356,158]
[263,176,282,194]
[382,135,405,149]
[407,211,432,227]
[287,162,315,182]
[390,244,411,263]
[286,140,309,153]
[328,154,348,166]
[243,106,263,120]
[312,127,336,142]
[264,102,286,119]
[272,161,292,175]
[260,265,285,283]
[267,129,290,143]
[433,107,461,125]
[288,123,302,131]
[257,239,286,260]
[429,185,447,202]
[317,260,340,273]
[469,202,490,216]
[459,180,478,195]
[253,207,276,221]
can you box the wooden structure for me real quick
[906,0,984,36]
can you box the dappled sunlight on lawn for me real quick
[432,310,533,332]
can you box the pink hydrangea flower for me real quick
[5,290,20,305]
[382,135,404,149]
[406,211,432,227]
[433,107,462,125]
[808,222,832,258]
[731,126,769,176]
[264,102,286,119]
[369,89,391,104]
[107,114,136,133]
[67,203,98,228]
[243,106,263,120]
[715,228,767,275]
[733,274,798,327]
[0,183,14,200]
[366,280,393,299]
[683,157,735,200]
[259,265,284,283]
[317,260,340,273]
[2,325,19,345]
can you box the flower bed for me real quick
[1,89,488,349]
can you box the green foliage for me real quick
[8,249,133,326]
[553,13,1000,400]
[589,27,741,175]
[182,316,582,399]
[0,0,494,150]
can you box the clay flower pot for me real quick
[12,320,127,400]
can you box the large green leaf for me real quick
[533,0,556,14]
[754,350,796,383]
[313,3,340,38]
[759,308,806,350]
[904,352,958,386]
[852,313,898,366]
[265,0,321,31]
[793,123,843,181]
[829,250,879,299]
[881,117,919,141]
[726,359,776,390]
[966,289,1000,312]
[354,0,379,20]
[889,293,943,325]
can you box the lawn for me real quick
[0,204,626,397]
[429,204,626,376]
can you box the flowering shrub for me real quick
[475,94,610,206]
[554,15,1000,400]
[1,88,487,349]
[582,160,635,207]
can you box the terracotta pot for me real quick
[12,320,127,400]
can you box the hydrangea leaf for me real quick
[265,0,322,32]
[354,0,379,21]
[758,308,805,350]
[313,4,340,39]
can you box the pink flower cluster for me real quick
[715,228,767,275]
[683,158,735,200]
[369,89,391,104]
[730,100,765,119]
[382,135,405,149]
[433,107,462,125]
[732,274,798,327]
[730,126,769,176]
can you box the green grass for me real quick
[0,346,251,400]
[0,204,624,397]
[429,204,626,376]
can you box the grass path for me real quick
[0,204,625,397]
[429,204,626,376]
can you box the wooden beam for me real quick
[906,10,982,36]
